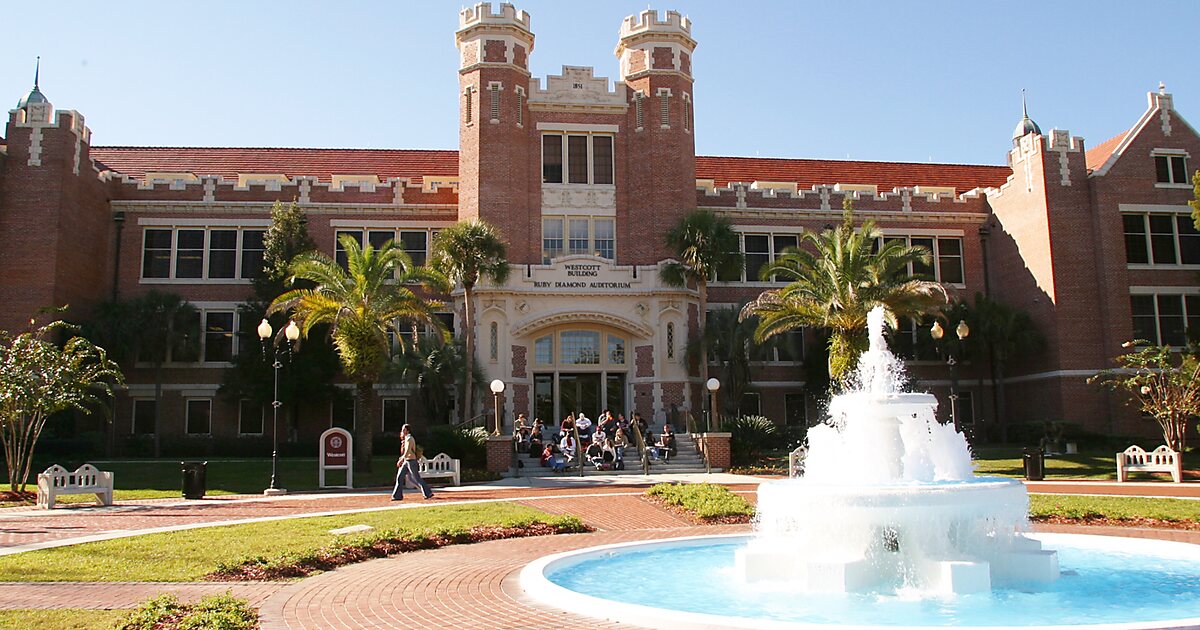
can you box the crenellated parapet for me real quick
[615,9,696,81]
[100,171,460,216]
[698,181,992,222]
[8,107,92,173]
[457,2,534,74]
[993,127,1086,197]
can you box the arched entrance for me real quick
[528,325,632,424]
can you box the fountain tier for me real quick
[736,306,1058,595]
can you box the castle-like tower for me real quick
[455,3,538,263]
[615,9,698,264]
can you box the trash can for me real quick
[181,461,207,499]
[1022,449,1044,481]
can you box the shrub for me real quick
[117,592,256,630]
[423,425,488,469]
[647,482,754,520]
[722,415,779,465]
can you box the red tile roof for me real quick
[1085,130,1129,172]
[88,147,1012,194]
[89,147,460,185]
[696,156,1010,195]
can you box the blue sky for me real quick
[2,1,1195,165]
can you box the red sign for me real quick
[323,430,350,467]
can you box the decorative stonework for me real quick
[540,185,616,212]
[635,345,654,377]
[511,345,527,378]
[529,66,626,111]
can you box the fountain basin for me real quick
[520,533,1200,629]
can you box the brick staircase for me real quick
[514,430,719,477]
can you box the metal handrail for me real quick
[448,411,490,432]
[572,425,584,477]
[684,411,711,474]
[631,423,651,475]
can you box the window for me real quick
[241,230,265,279]
[892,316,938,361]
[204,311,235,362]
[752,329,804,363]
[560,331,601,365]
[872,235,965,285]
[143,230,172,278]
[666,322,676,359]
[785,393,807,426]
[239,400,264,435]
[464,87,474,124]
[399,231,428,267]
[659,89,670,127]
[133,399,156,435]
[489,321,498,361]
[332,396,355,430]
[683,93,692,132]
[186,399,212,435]
[489,84,501,122]
[608,334,626,364]
[567,136,589,184]
[208,230,237,279]
[634,92,645,129]
[382,398,406,434]
[141,227,270,281]
[335,228,436,271]
[594,219,614,259]
[1155,154,1189,184]
[1130,293,1200,346]
[542,217,614,262]
[740,392,761,416]
[176,230,205,278]
[1123,213,1200,265]
[723,232,801,282]
[535,334,553,365]
[592,136,613,185]
[955,391,975,427]
[542,218,564,262]
[515,87,525,126]
[542,135,563,183]
[568,219,590,255]
[542,133,614,186]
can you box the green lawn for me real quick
[0,608,129,629]
[973,446,1200,480]
[0,502,575,582]
[1029,494,1200,523]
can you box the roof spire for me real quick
[33,56,40,89]
[1012,88,1041,144]
[1159,81,1166,95]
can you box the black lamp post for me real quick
[258,318,300,496]
[930,319,970,430]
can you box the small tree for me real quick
[1089,342,1200,452]
[0,319,124,492]
[1189,169,1200,230]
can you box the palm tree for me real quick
[741,211,946,384]
[270,235,448,473]
[430,220,510,426]
[661,211,745,407]
[389,334,484,426]
[964,293,1044,442]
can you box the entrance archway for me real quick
[527,326,632,424]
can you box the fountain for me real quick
[520,307,1200,628]
[737,307,1058,594]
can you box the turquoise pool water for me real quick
[542,534,1200,627]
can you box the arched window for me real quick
[489,321,498,361]
[666,322,675,359]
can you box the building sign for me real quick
[319,427,353,489]
[523,257,639,291]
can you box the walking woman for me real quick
[392,424,434,501]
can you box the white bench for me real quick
[1116,445,1183,483]
[406,453,461,487]
[789,445,808,478]
[36,464,114,509]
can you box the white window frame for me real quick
[139,226,266,284]
[716,229,803,285]
[540,132,615,187]
[381,398,407,435]
[541,216,615,262]
[1122,210,1200,269]
[1129,288,1200,348]
[1152,149,1191,188]
[132,398,156,435]
[488,81,502,123]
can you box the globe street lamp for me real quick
[490,379,505,435]
[705,377,721,432]
[930,320,970,430]
[258,318,300,495]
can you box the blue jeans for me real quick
[392,459,433,499]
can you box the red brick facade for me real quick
[1,5,1194,453]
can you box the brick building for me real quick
[0,4,1195,453]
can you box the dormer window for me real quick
[1154,152,1189,184]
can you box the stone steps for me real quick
[515,430,718,476]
